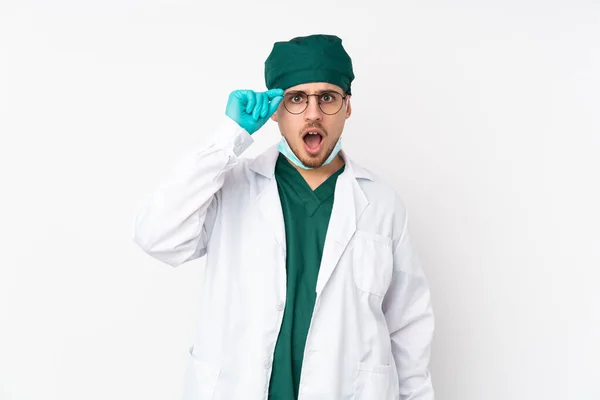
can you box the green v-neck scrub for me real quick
[267,154,346,400]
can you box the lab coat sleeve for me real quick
[383,211,435,400]
[132,116,253,267]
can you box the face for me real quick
[271,82,352,169]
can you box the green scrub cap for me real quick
[264,34,355,95]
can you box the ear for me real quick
[345,96,352,119]
[270,112,278,122]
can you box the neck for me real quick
[287,154,345,190]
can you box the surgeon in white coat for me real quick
[133,34,435,400]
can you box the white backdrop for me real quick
[1,1,599,399]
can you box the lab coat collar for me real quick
[250,143,372,298]
[249,144,375,182]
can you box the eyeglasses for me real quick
[282,90,348,115]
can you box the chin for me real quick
[300,157,326,169]
[297,147,334,168]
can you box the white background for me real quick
[1,0,599,399]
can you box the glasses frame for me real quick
[282,90,348,115]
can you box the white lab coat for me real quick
[132,117,435,400]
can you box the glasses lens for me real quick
[284,92,308,114]
[319,91,343,115]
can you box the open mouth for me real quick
[302,130,324,154]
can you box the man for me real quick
[133,34,435,400]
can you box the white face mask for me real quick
[277,135,343,170]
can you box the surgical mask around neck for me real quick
[277,135,342,170]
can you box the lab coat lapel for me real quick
[256,178,286,253]
[251,145,286,253]
[316,157,369,298]
[250,146,372,292]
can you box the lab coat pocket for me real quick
[182,345,220,400]
[354,362,397,400]
[351,231,393,297]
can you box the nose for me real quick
[304,95,323,122]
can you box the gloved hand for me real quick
[225,88,284,135]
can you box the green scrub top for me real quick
[268,153,345,400]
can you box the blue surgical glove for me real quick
[225,88,284,135]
